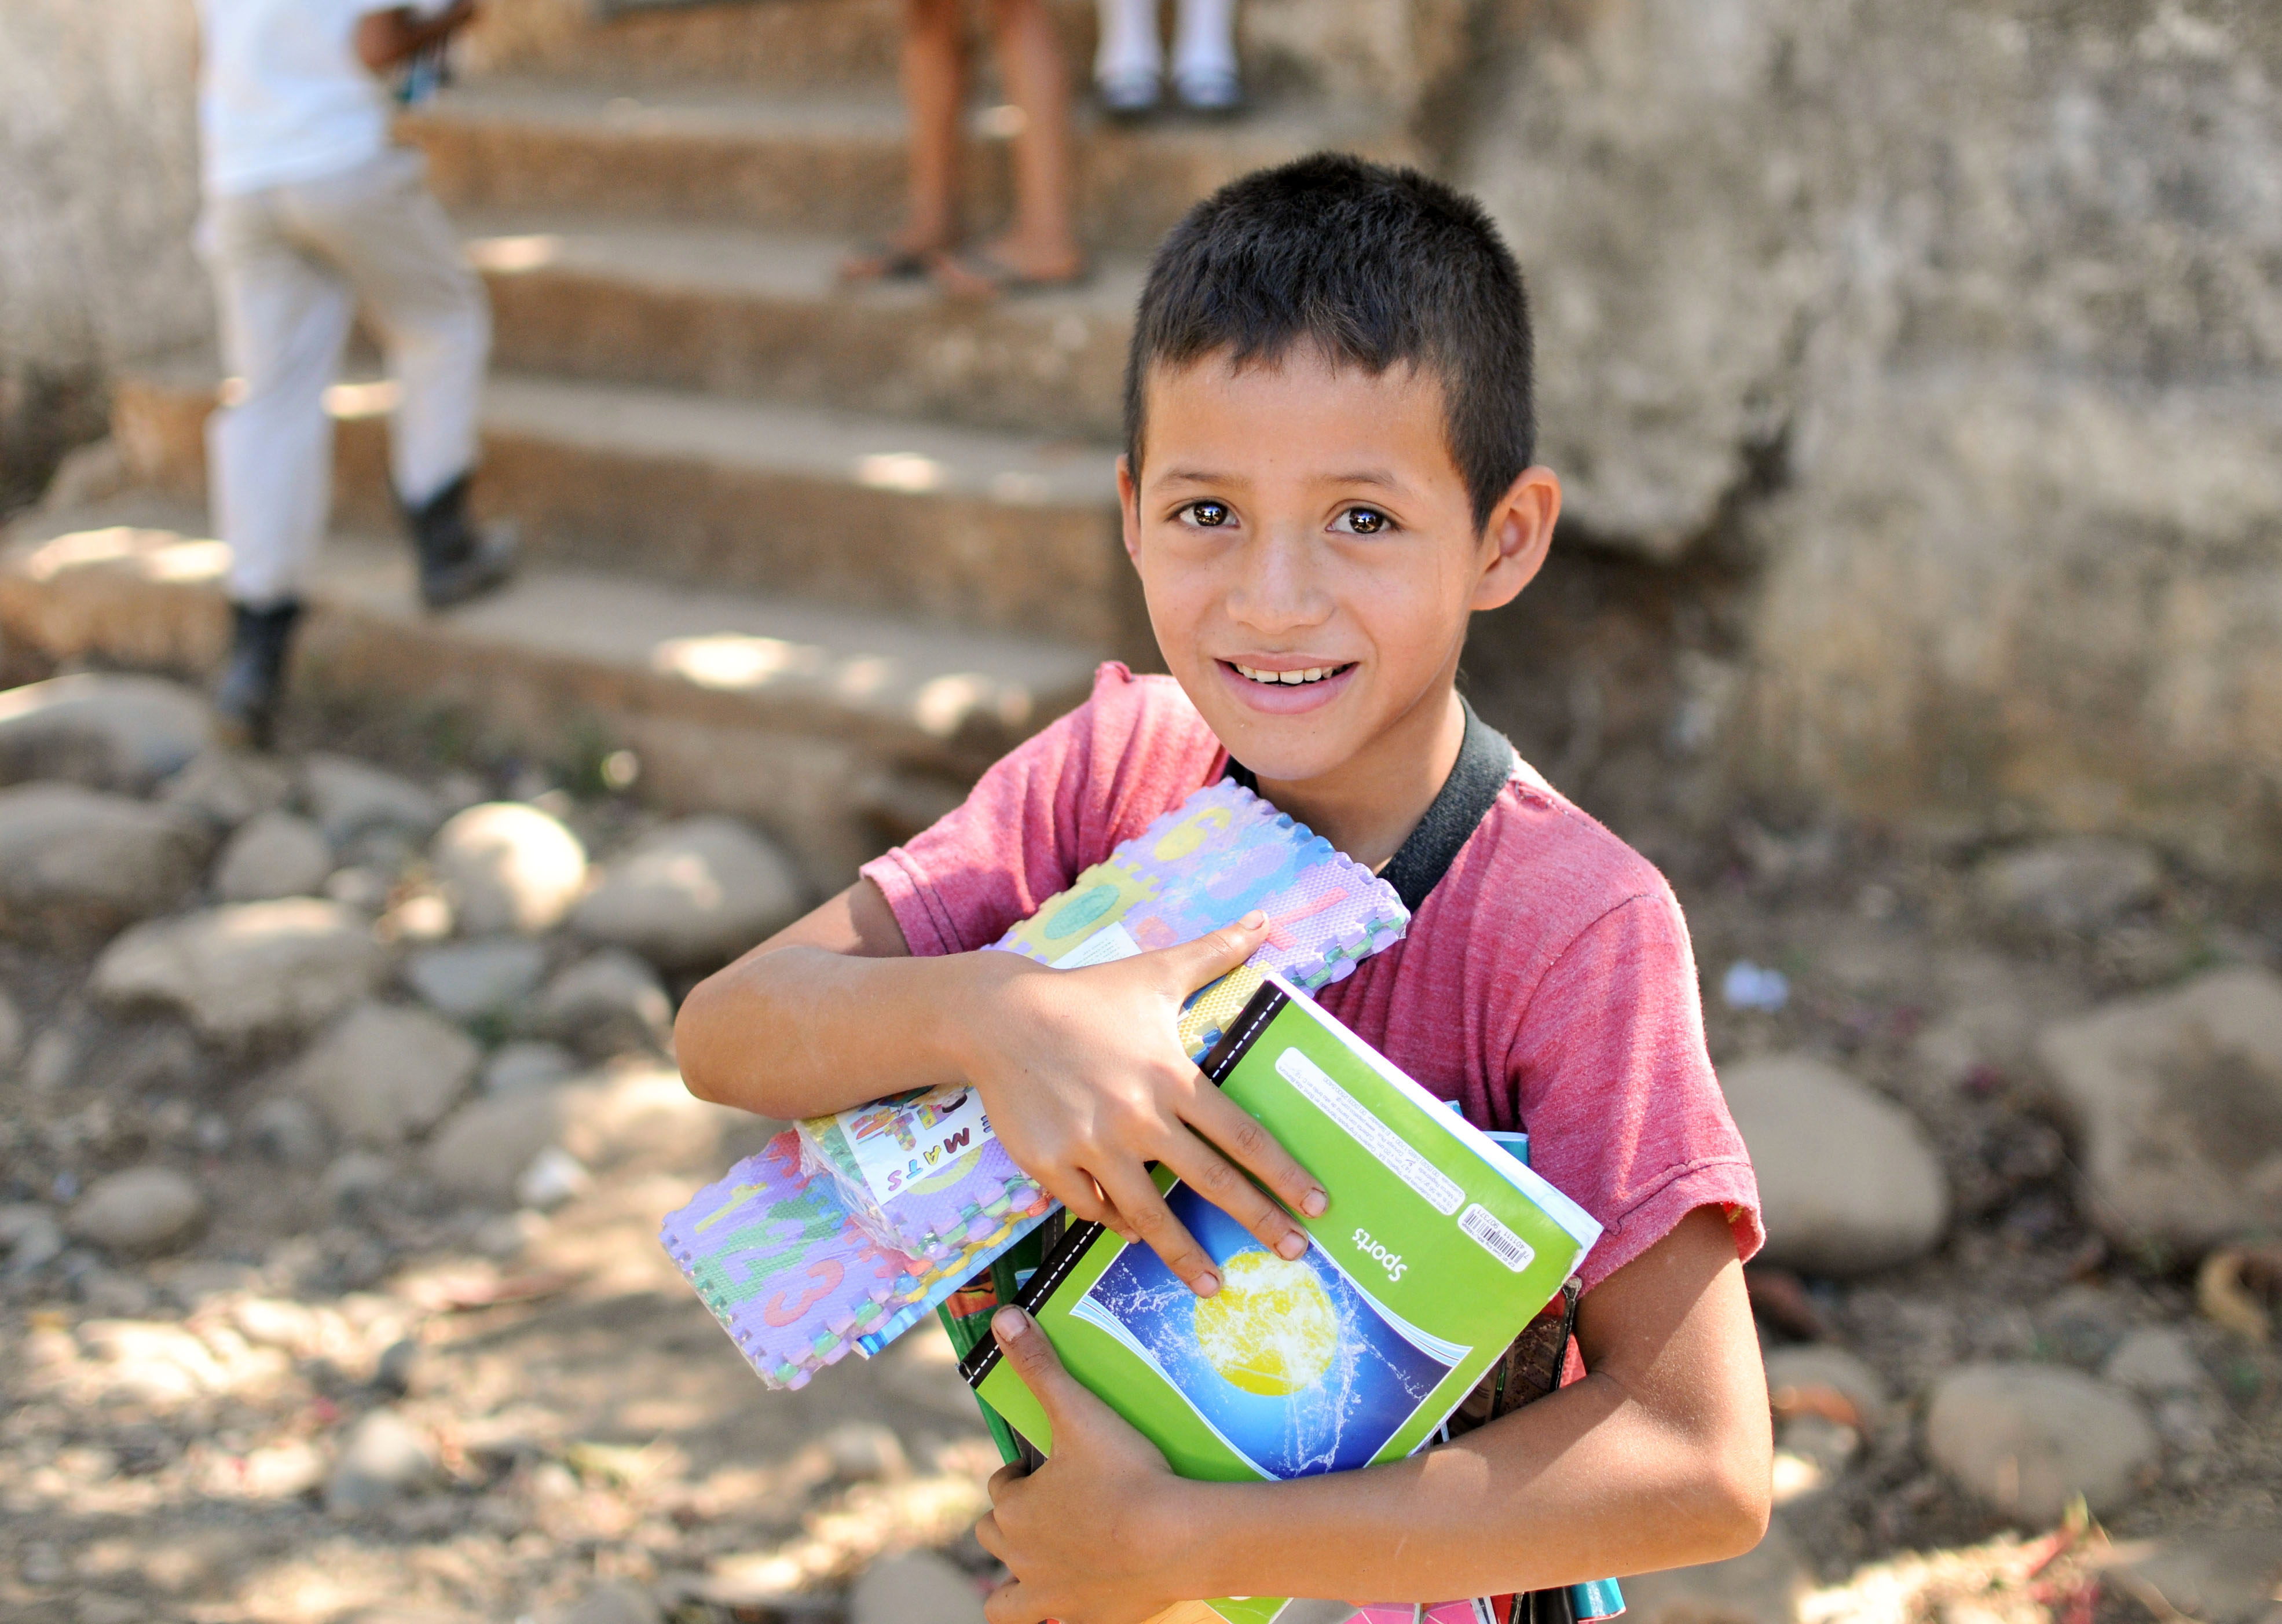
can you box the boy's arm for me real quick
[675,882,1329,1296]
[976,1205,1771,1624]
[354,1,477,73]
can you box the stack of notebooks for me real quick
[660,780,1624,1624]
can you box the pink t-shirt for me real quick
[862,664,1762,1293]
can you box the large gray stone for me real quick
[2101,1325,2207,1399]
[404,936,548,1022]
[1923,1363,2156,1524]
[325,1409,437,1516]
[93,899,389,1041]
[213,810,333,903]
[2036,966,2282,1258]
[1976,838,2163,933]
[482,1039,577,1094]
[425,1062,739,1205]
[571,817,803,968]
[2117,1526,2282,1624]
[0,672,210,793]
[297,1002,479,1147]
[1718,1055,1950,1275]
[430,802,588,935]
[0,783,209,947]
[847,1550,987,1624]
[534,948,673,1055]
[303,754,441,846]
[67,1165,206,1255]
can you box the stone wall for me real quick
[1461,0,2282,873]
[0,0,208,510]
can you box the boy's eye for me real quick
[1184,501,1232,527]
[1335,506,1391,535]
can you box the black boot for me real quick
[214,598,302,751]
[402,472,516,609]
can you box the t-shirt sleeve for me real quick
[858,664,1217,959]
[1508,889,1763,1293]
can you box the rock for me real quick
[1718,1055,1951,1275]
[1923,1363,2156,1523]
[0,985,23,1071]
[303,754,441,847]
[2101,1326,2207,1398]
[239,1438,327,1500]
[23,1027,76,1092]
[1761,1344,1893,1431]
[93,899,389,1042]
[534,949,673,1054]
[0,672,210,793]
[1977,838,2163,933]
[158,749,293,830]
[427,1062,738,1205]
[403,937,548,1022]
[2036,967,2282,1259]
[821,1421,909,1482]
[297,1002,479,1146]
[550,1581,663,1624]
[514,1146,591,1210]
[1,1204,65,1277]
[847,1550,988,1624]
[425,1091,565,1205]
[213,810,333,903]
[325,1409,437,1515]
[483,1040,577,1094]
[570,816,802,969]
[0,783,211,948]
[430,802,588,936]
[246,1095,331,1170]
[67,1166,207,1255]
[318,1150,397,1217]
[373,1337,425,1397]
[1616,1517,1810,1624]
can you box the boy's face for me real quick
[1120,346,1556,791]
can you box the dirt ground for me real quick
[2,703,2279,1624]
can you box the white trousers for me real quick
[199,146,489,608]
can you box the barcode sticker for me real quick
[1459,1203,1534,1272]
[1275,1046,1464,1215]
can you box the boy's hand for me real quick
[957,914,1327,1296]
[975,1308,1198,1624]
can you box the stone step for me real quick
[402,79,1413,253]
[1,494,1105,888]
[464,214,1141,442]
[113,365,1145,652]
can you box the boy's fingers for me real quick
[1156,1124,1312,1261]
[1149,910,1272,996]
[991,1306,1109,1428]
[1181,1080,1330,1221]
[1087,1165,1222,1295]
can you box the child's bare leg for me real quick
[844,0,966,278]
[940,0,1083,289]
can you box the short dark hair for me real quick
[1124,153,1535,531]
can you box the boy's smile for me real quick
[1120,344,1559,866]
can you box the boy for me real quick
[195,0,515,746]
[679,155,1771,1622]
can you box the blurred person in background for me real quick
[841,0,1086,298]
[195,0,515,749]
[1093,0,1240,116]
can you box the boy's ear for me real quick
[1472,465,1561,614]
[1116,455,1142,566]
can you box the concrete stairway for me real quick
[6,0,1435,885]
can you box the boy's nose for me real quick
[1225,528,1334,633]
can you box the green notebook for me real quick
[960,974,1602,1624]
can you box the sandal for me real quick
[839,239,943,284]
[930,247,1091,301]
